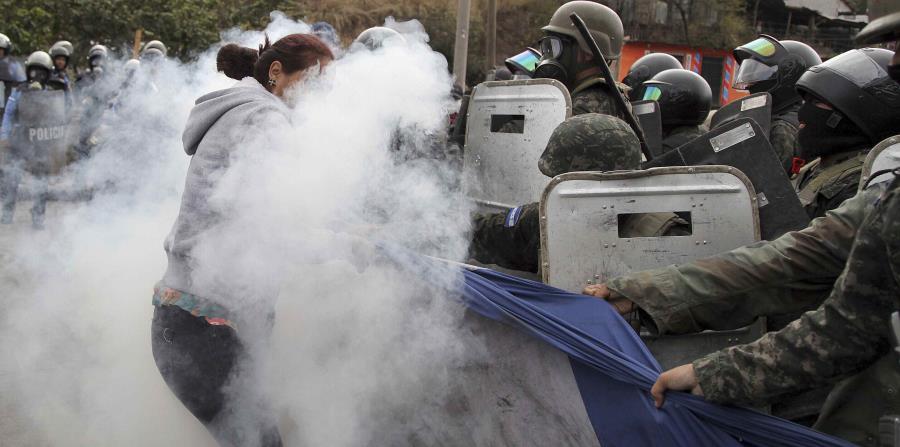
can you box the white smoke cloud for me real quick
[0,12,483,447]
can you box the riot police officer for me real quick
[76,44,109,91]
[0,51,69,229]
[469,114,687,273]
[638,68,711,153]
[794,48,900,219]
[732,36,822,175]
[0,33,25,120]
[534,1,628,118]
[140,40,167,61]
[49,40,73,91]
[622,52,682,101]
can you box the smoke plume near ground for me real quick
[0,12,483,446]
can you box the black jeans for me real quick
[151,305,282,447]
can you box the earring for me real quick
[267,78,276,87]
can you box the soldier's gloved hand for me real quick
[650,364,704,408]
[583,283,636,316]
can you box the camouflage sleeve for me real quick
[693,180,900,406]
[605,185,882,335]
[768,119,798,176]
[469,202,541,273]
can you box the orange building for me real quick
[618,42,748,108]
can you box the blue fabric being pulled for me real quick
[459,266,854,447]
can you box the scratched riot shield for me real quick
[464,79,572,213]
[540,166,766,369]
[11,89,69,174]
[710,92,773,138]
[643,117,808,240]
[631,100,663,159]
[859,135,900,190]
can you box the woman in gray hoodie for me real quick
[151,34,333,447]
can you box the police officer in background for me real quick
[534,1,629,118]
[0,51,68,229]
[732,36,822,176]
[793,48,900,219]
[621,52,682,101]
[638,68,711,152]
[76,44,109,91]
[0,33,25,120]
[48,40,74,92]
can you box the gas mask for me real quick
[533,34,577,88]
[26,67,49,85]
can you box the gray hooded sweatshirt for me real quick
[162,78,291,300]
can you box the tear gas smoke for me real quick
[0,12,485,446]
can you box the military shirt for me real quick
[571,77,629,119]
[770,106,800,176]
[796,149,869,220]
[605,184,883,335]
[692,176,900,414]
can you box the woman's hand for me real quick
[650,364,704,408]
[582,283,637,316]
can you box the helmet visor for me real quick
[505,48,541,75]
[738,37,778,58]
[733,58,778,90]
[642,85,663,101]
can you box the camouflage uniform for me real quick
[692,176,900,444]
[470,114,685,273]
[605,183,883,335]
[770,104,801,175]
[795,148,869,219]
[570,77,629,119]
[660,125,705,153]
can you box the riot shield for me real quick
[0,58,26,83]
[631,100,663,159]
[11,89,69,174]
[709,92,773,138]
[464,79,571,213]
[643,117,808,240]
[539,166,766,370]
[859,135,900,190]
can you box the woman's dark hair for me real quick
[216,34,334,88]
[217,43,258,80]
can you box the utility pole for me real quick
[485,0,497,73]
[452,0,472,91]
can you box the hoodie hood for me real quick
[182,77,288,155]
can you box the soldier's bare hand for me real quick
[583,283,636,316]
[650,364,704,408]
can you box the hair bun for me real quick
[217,43,258,80]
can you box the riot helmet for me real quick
[538,113,641,177]
[622,53,682,100]
[505,47,541,77]
[25,51,53,84]
[796,48,899,146]
[49,41,72,70]
[88,44,109,69]
[0,33,10,57]
[534,1,624,88]
[733,35,821,112]
[856,0,900,44]
[143,40,167,56]
[312,22,340,47]
[140,48,165,62]
[353,27,405,51]
[640,69,712,129]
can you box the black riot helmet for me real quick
[622,53,682,100]
[795,48,900,145]
[640,69,712,128]
[733,35,822,113]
